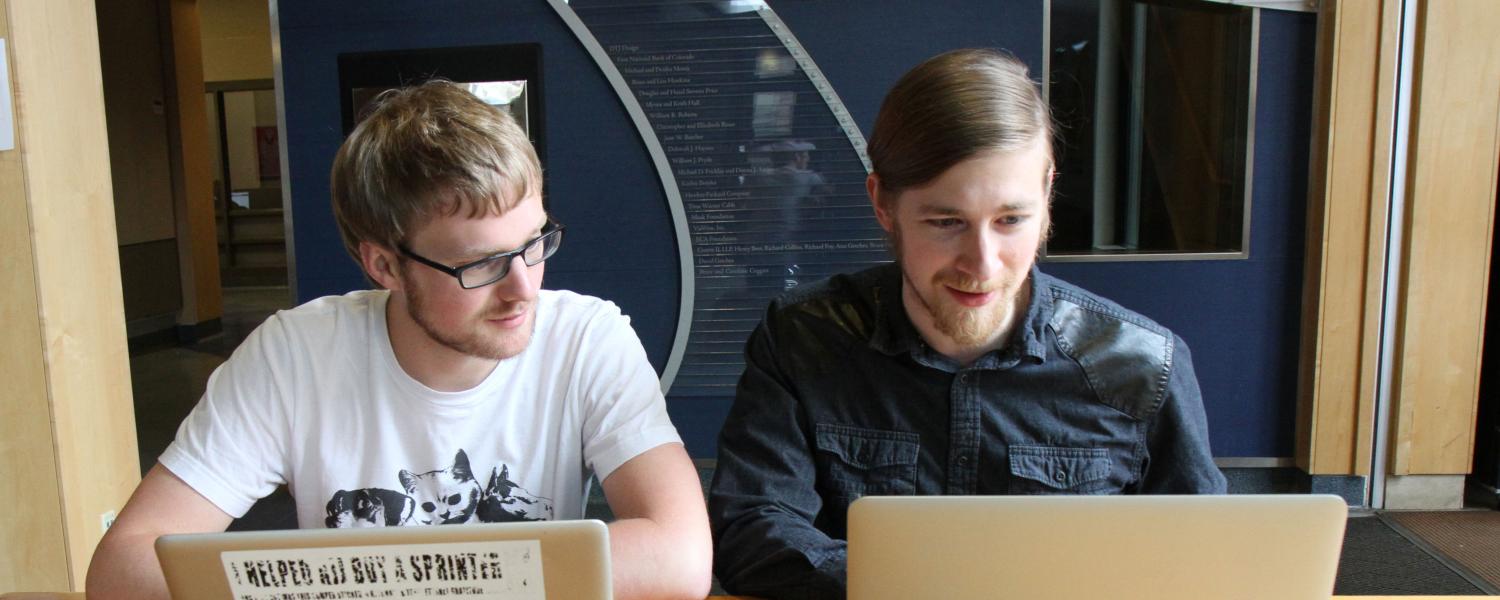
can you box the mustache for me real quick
[485,301,530,320]
[935,273,1001,294]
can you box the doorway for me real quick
[205,79,288,287]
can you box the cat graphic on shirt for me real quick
[477,464,555,522]
[325,488,415,527]
[399,449,483,525]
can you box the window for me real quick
[337,43,544,158]
[1046,0,1256,259]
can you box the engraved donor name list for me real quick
[569,1,885,395]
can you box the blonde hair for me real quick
[868,49,1054,198]
[330,80,542,261]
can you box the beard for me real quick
[403,272,534,361]
[890,223,1033,352]
[918,270,1014,346]
[902,266,1025,350]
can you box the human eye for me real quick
[924,217,964,231]
[997,214,1030,228]
[522,235,548,263]
[463,253,510,281]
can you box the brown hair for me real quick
[867,49,1054,198]
[330,80,542,262]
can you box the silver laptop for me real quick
[156,520,610,600]
[848,495,1347,600]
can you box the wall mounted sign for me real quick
[553,0,885,396]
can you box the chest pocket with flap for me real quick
[815,423,919,496]
[1008,444,1113,494]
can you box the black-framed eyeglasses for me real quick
[399,220,565,289]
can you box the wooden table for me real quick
[3,594,1490,599]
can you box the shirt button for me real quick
[957,456,968,466]
[1054,471,1067,483]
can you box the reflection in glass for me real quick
[751,91,796,139]
[754,48,796,79]
[1048,0,1254,257]
[350,80,530,134]
[564,0,884,395]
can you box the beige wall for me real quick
[97,0,186,321]
[199,0,271,82]
[222,88,276,190]
[96,0,176,246]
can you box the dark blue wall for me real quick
[664,0,1046,458]
[1042,10,1317,458]
[279,1,1315,459]
[279,0,679,373]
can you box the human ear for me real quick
[359,241,403,291]
[867,173,896,233]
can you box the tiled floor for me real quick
[128,287,1497,596]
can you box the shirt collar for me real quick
[1017,265,1052,362]
[868,263,1053,367]
[868,263,922,357]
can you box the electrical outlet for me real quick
[101,510,117,533]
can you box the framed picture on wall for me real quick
[337,43,545,179]
[255,126,280,181]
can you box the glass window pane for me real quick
[1047,0,1255,257]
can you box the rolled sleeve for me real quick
[576,303,683,482]
[158,316,292,517]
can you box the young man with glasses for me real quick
[88,81,711,600]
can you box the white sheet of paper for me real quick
[220,539,545,600]
[1,39,14,151]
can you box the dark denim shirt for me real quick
[708,263,1227,600]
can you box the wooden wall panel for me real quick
[1,0,142,590]
[1296,0,1399,475]
[0,4,73,592]
[1391,0,1500,475]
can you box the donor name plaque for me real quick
[220,540,544,600]
[555,0,886,396]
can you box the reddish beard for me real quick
[910,269,1017,347]
[890,223,1028,350]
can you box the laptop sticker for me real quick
[220,539,544,600]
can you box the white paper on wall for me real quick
[1,39,14,151]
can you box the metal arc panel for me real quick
[552,0,880,396]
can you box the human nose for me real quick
[954,229,1004,280]
[491,255,535,299]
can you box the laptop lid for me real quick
[847,494,1347,600]
[156,520,610,600]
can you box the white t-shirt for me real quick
[160,289,681,528]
